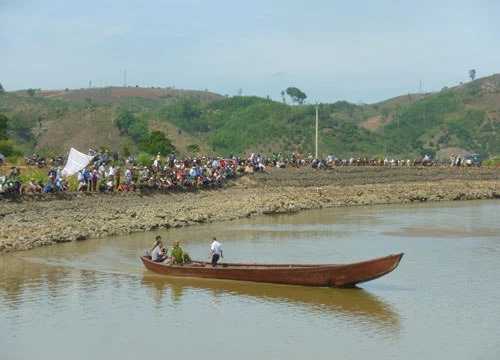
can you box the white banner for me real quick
[61,148,95,177]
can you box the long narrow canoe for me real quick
[140,253,404,287]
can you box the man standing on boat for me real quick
[209,236,223,267]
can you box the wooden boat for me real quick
[140,252,404,287]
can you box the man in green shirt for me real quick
[170,240,192,265]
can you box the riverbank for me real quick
[1,166,499,252]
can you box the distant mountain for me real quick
[1,74,499,159]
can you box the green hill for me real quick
[1,74,499,160]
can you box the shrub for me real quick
[136,152,152,166]
[0,140,14,156]
[483,157,500,166]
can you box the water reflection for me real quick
[140,274,400,331]
[0,256,89,311]
[0,256,45,308]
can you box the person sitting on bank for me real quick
[151,237,168,263]
[27,178,42,193]
[209,236,223,267]
[170,240,192,265]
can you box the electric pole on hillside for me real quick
[124,70,127,87]
[315,103,319,159]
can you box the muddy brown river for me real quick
[1,199,499,359]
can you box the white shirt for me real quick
[77,180,86,190]
[211,240,222,255]
[151,245,163,261]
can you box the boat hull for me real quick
[140,253,404,287]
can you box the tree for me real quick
[115,108,149,144]
[285,87,307,105]
[0,83,4,94]
[128,120,149,144]
[115,109,136,134]
[280,90,286,104]
[27,88,36,97]
[140,130,176,155]
[469,69,476,81]
[163,98,201,121]
[0,113,9,140]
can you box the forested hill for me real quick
[0,74,499,159]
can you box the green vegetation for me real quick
[0,113,14,156]
[136,152,153,166]
[116,109,144,141]
[186,144,200,154]
[0,140,14,156]
[0,113,9,140]
[115,109,176,156]
[140,130,175,155]
[0,74,499,159]
[483,157,500,166]
[285,87,307,105]
[158,97,206,133]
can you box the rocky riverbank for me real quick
[1,166,499,253]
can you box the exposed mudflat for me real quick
[1,166,499,252]
[248,166,500,187]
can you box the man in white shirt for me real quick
[108,164,116,183]
[124,167,132,186]
[209,236,223,267]
[98,163,105,179]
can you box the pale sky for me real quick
[1,0,499,103]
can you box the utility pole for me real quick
[315,103,319,159]
[124,69,127,87]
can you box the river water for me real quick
[1,200,499,360]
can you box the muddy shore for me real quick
[1,166,499,253]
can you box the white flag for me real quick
[61,148,95,177]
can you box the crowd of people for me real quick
[0,150,268,195]
[74,153,250,193]
[0,149,476,196]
